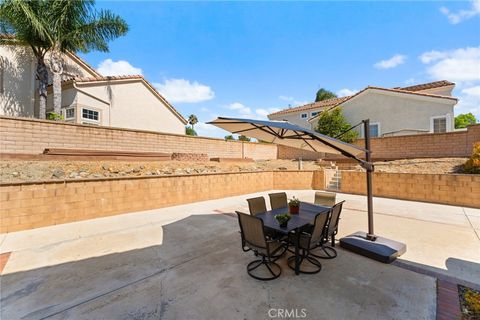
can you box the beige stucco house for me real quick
[268,81,458,137]
[0,38,187,134]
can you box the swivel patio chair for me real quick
[286,211,329,274]
[312,200,345,259]
[246,196,287,258]
[236,211,283,280]
[269,192,288,210]
[314,191,336,207]
[247,196,267,216]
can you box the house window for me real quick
[362,122,380,138]
[433,117,447,133]
[369,123,380,138]
[82,108,99,122]
[311,111,319,117]
[63,107,75,120]
[301,113,308,119]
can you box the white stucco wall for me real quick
[340,90,456,136]
[1,44,98,118]
[268,106,327,128]
[0,45,36,117]
[73,80,186,134]
[270,90,456,136]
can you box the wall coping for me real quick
[0,115,272,146]
[355,124,478,141]
[0,169,318,187]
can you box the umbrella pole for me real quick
[364,119,376,240]
[339,119,406,263]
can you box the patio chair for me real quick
[286,211,329,274]
[236,211,283,280]
[247,196,267,216]
[312,200,345,259]
[269,192,288,210]
[314,191,336,207]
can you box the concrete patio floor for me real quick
[1,191,479,319]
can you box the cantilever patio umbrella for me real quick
[208,117,406,263]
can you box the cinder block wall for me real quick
[278,125,480,160]
[0,116,278,160]
[340,171,480,208]
[1,171,277,233]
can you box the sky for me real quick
[79,0,480,138]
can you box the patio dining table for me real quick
[255,202,331,275]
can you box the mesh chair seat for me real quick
[269,192,288,210]
[314,191,336,207]
[237,211,283,281]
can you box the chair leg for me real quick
[287,250,322,274]
[310,245,337,259]
[331,234,335,247]
[247,256,281,281]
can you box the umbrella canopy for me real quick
[208,117,366,161]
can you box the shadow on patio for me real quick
[1,213,437,320]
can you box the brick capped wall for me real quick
[339,171,480,208]
[0,116,278,160]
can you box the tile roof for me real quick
[268,96,351,116]
[269,81,457,117]
[61,75,187,124]
[395,80,455,92]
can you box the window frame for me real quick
[311,111,319,117]
[300,113,308,119]
[430,115,447,133]
[361,122,381,138]
[63,107,75,120]
[81,107,100,123]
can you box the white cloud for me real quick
[336,88,358,97]
[404,78,416,85]
[419,47,480,83]
[279,95,294,101]
[255,108,281,117]
[462,86,480,98]
[154,79,215,103]
[440,0,480,24]
[97,59,142,76]
[227,102,251,115]
[374,54,407,69]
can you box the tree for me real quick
[1,1,52,118]
[315,88,337,102]
[0,0,128,117]
[238,135,251,142]
[188,114,198,130]
[185,126,197,136]
[455,113,477,129]
[314,107,358,143]
[224,135,235,141]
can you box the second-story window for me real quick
[301,113,308,119]
[82,108,99,122]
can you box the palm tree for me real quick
[0,1,51,119]
[315,88,337,102]
[188,114,198,130]
[0,0,128,118]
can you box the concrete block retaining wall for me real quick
[1,170,478,233]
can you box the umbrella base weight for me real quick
[340,231,406,264]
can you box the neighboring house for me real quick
[268,81,458,138]
[47,76,187,134]
[0,37,187,134]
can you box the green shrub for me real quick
[463,142,480,174]
[46,112,64,121]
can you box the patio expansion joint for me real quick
[462,207,480,241]
[345,206,475,230]
[36,248,218,319]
